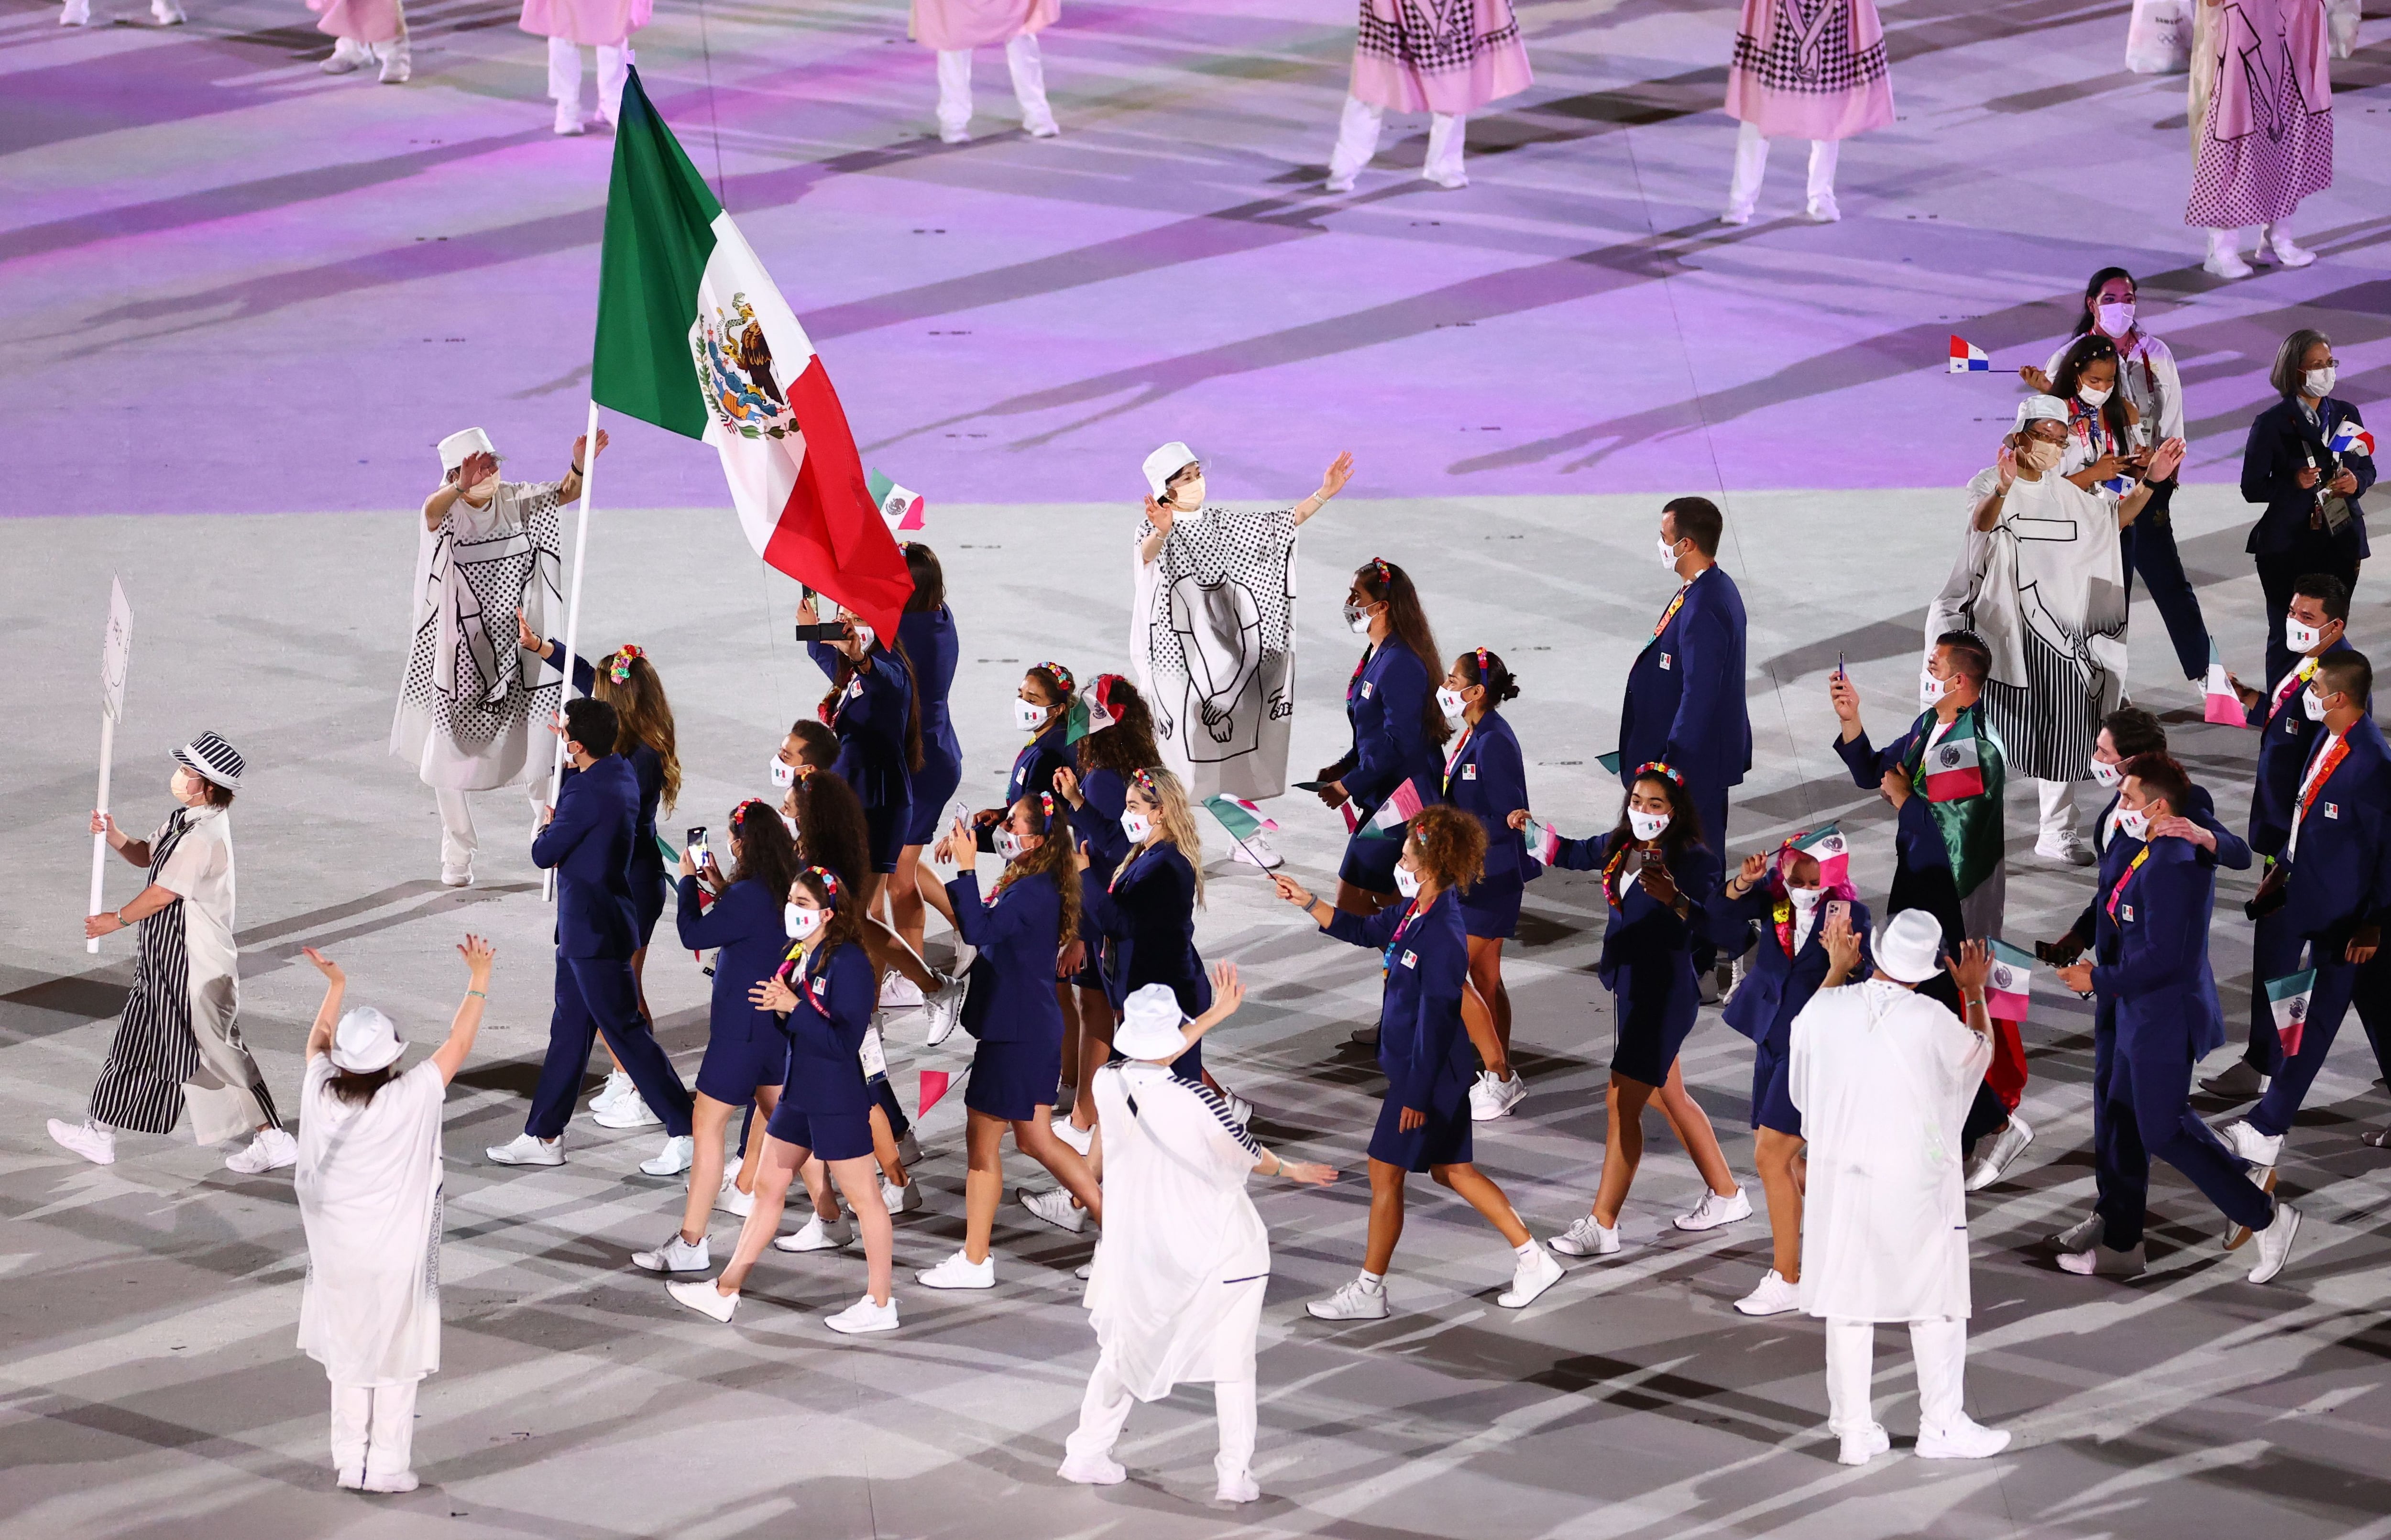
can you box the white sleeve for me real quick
[154,823,222,898]
[2149,339,2186,443]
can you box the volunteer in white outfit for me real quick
[1059,976,1337,1505]
[292,937,492,1496]
[520,0,648,136]
[312,0,410,83]
[1788,908,2010,1466]
[915,0,1062,144]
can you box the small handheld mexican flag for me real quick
[1358,776,1429,839]
[1596,750,1622,775]
[2266,969,2315,1058]
[1525,815,1563,866]
[1985,938,2033,1022]
[1204,794,1277,863]
[1923,716,1986,801]
[2202,638,2247,726]
[1789,823,1849,890]
[1063,691,1117,743]
[868,468,924,533]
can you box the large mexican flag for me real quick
[591,69,912,640]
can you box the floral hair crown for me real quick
[802,865,843,908]
[730,797,769,828]
[1131,767,1159,794]
[1036,661,1075,696]
[608,644,646,684]
[1365,556,1392,589]
[1636,760,1685,789]
[1035,790,1056,821]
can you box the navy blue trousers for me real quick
[2118,520,2212,681]
[2095,1012,2274,1249]
[526,955,694,1139]
[2249,946,2360,1139]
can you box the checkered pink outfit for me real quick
[912,0,1059,51]
[1724,0,1895,141]
[2186,0,2333,228]
[518,0,649,47]
[1347,0,1533,117]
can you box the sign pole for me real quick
[543,401,601,902]
[88,579,134,953]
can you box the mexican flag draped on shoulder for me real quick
[1905,703,2005,904]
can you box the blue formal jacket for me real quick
[2241,396,2375,559]
[778,940,876,1116]
[2072,781,2248,950]
[1444,711,1529,887]
[549,639,669,905]
[2279,715,2391,944]
[1331,640,1443,819]
[1546,831,1721,982]
[2248,638,2356,856]
[946,869,1066,1046]
[1006,720,1073,808]
[1619,565,1751,797]
[809,640,916,819]
[531,754,639,959]
[1069,765,1132,928]
[1082,841,1209,1015]
[899,605,962,772]
[675,874,785,1048]
[1708,887,1873,1051]
[2089,835,2225,1061]
[1324,890,1473,1118]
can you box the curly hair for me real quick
[1074,677,1163,776]
[1405,804,1486,892]
[993,793,1081,945]
[792,771,873,897]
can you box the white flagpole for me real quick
[543,399,602,902]
[86,713,115,955]
[88,579,133,953]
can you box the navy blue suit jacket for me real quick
[809,640,916,819]
[2241,396,2374,559]
[2090,836,2225,1061]
[2280,715,2391,944]
[899,606,962,770]
[1619,565,1750,796]
[1068,765,1131,929]
[2073,781,2247,951]
[1324,890,1473,1118]
[778,941,876,1115]
[2248,639,2355,857]
[1708,887,1873,1050]
[1083,841,1210,1015]
[1545,831,1721,980]
[1332,640,1443,815]
[1444,711,1529,885]
[675,875,786,1044]
[532,754,640,959]
[947,869,1066,1046]
[550,640,668,901]
[1006,721,1073,808]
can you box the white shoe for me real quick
[917,1248,996,1289]
[1497,1243,1563,1308]
[361,1469,418,1493]
[939,125,971,144]
[2225,1167,2279,1251]
[554,101,586,136]
[1324,173,1358,194]
[1230,830,1284,869]
[2204,232,2253,280]
[1805,192,1841,223]
[774,1213,854,1252]
[2048,1212,2100,1251]
[879,972,925,1010]
[1024,115,1061,140]
[882,1177,923,1214]
[224,1126,297,1174]
[1718,204,1754,226]
[1306,1277,1390,1320]
[1058,1452,1126,1485]
[1674,1186,1752,1232]
[1964,1115,2035,1191]
[1019,1186,1086,1234]
[896,1129,921,1165]
[46,1118,114,1166]
[2056,1241,2146,1278]
[1223,1091,1254,1126]
[2248,1201,2302,1283]
[1215,1469,1261,1504]
[589,1070,632,1114]
[1469,1070,1526,1122]
[439,865,473,888]
[2034,835,2094,867]
[923,975,968,1047]
[374,38,410,84]
[149,0,184,22]
[2218,1117,2282,1170]
[715,1176,754,1217]
[1549,1214,1619,1257]
[486,1133,563,1166]
[1837,1422,1891,1465]
[595,1092,664,1130]
[640,1135,695,1177]
[320,37,371,74]
[2258,223,2317,268]
[1733,1269,1802,1316]
[1052,1116,1094,1157]
[666,1277,737,1322]
[337,1467,364,1490]
[631,1231,711,1273]
[824,1293,900,1334]
[1349,1024,1380,1049]
[1917,1417,2011,1460]
[59,0,93,25]
[1421,167,1468,190]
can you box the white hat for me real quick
[1113,983,1189,1061]
[330,1005,406,1073]
[1141,441,1199,499]
[2015,394,2069,430]
[439,426,496,473]
[172,731,245,792]
[1874,909,1945,985]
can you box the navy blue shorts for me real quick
[694,1025,788,1106]
[764,1103,876,1162]
[965,1035,1063,1121]
[903,746,963,847]
[863,799,907,874]
[1460,875,1522,940]
[1367,1092,1472,1172]
[1750,1037,1800,1136]
[1338,826,1406,894]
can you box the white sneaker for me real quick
[631,1231,711,1272]
[1223,1092,1254,1126]
[823,1293,899,1334]
[1057,1452,1126,1485]
[923,974,968,1047]
[224,1126,297,1174]
[337,1467,363,1490]
[879,972,925,1010]
[1229,830,1284,869]
[1497,1243,1563,1308]
[1019,1186,1086,1234]
[1805,192,1841,223]
[1674,1186,1752,1232]
[882,1177,923,1214]
[666,1277,737,1322]
[1734,1269,1802,1317]
[2259,224,2317,268]
[2048,1212,2100,1252]
[1469,1070,1526,1122]
[1215,1469,1261,1504]
[1549,1214,1619,1257]
[774,1213,854,1252]
[1837,1422,1891,1466]
[373,37,410,84]
[361,1469,418,1493]
[439,865,473,887]
[595,1093,664,1130]
[2034,835,2094,867]
[1421,167,1468,191]
[1917,1417,2011,1460]
[2225,1167,2279,1252]
[588,1070,631,1114]
[149,0,184,22]
[2248,1201,2302,1284]
[1052,1117,1094,1157]
[486,1133,563,1166]
[895,1129,922,1166]
[320,37,371,73]
[1718,203,1754,226]
[917,1249,995,1289]
[46,1118,114,1166]
[2203,234,2253,280]
[1025,114,1061,140]
[1306,1277,1389,1320]
[2219,1118,2282,1170]
[1324,173,1358,194]
[639,1135,694,1177]
[715,1176,754,1217]
[1964,1115,2035,1191]
[555,101,586,135]
[59,0,93,25]
[939,125,971,145]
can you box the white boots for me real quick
[1326,95,1467,192]
[551,37,632,135]
[1722,120,1841,224]
[2208,221,2318,278]
[934,34,1059,144]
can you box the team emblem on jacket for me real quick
[1462,765,1477,780]
[694,295,794,440]
[1400,950,1417,969]
[1659,653,1673,670]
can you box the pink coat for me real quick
[310,0,401,44]
[1346,0,1533,116]
[519,0,650,47]
[910,0,1059,51]
[2186,0,2332,225]
[1723,0,1896,142]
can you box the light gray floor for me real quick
[6,488,2390,1538]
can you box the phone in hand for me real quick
[686,827,710,867]
[794,622,847,642]
[975,824,998,854]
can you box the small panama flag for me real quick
[1360,777,1430,838]
[1525,815,1563,866]
[1949,335,1991,373]
[1790,823,1850,890]
[867,469,925,533]
[2330,422,2377,459]
[1062,691,1117,744]
[1922,716,1986,801]
[919,1069,953,1118]
[2267,969,2315,1058]
[2204,637,2248,726]
[1986,938,2034,1022]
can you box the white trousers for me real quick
[1726,120,1839,212]
[433,786,539,874]
[2035,777,2082,846]
[1064,1350,1256,1486]
[1824,1317,1968,1438]
[330,1379,419,1481]
[549,37,632,124]
[1328,95,1466,186]
[935,34,1057,137]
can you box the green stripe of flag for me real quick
[592,68,721,441]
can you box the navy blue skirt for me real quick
[695,1024,789,1105]
[862,799,907,874]
[765,1104,876,1162]
[1338,826,1406,894]
[1606,956,1700,1087]
[1367,1090,1472,1172]
[1460,874,1522,940]
[1750,1036,1800,1136]
[903,744,964,846]
[965,1034,1063,1121]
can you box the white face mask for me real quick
[464,473,500,501]
[1436,686,1469,721]
[2095,301,2135,336]
[779,812,801,838]
[1627,808,1671,841]
[2089,756,2124,789]
[784,903,823,940]
[1658,536,1682,568]
[2116,806,2151,842]
[1920,667,1948,704]
[2287,615,2324,654]
[2304,688,2329,722]
[2305,366,2337,399]
[1393,864,1422,898]
[1344,602,1373,635]
[1786,885,1821,912]
[1169,475,1206,510]
[1014,697,1052,732]
[846,622,875,653]
[2077,384,2113,408]
[768,755,798,789]
[1121,810,1153,845]
[994,828,1027,861]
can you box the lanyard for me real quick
[1442,725,1473,793]
[2273,655,2320,714]
[2104,847,2148,920]
[2299,735,2350,821]
[1651,585,1688,640]
[1381,898,1421,975]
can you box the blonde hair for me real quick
[595,649,682,816]
[1129,765,1206,907]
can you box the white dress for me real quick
[296,1057,447,1387]
[1789,980,1991,1322]
[1130,507,1298,802]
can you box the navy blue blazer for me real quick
[2241,396,2375,559]
[531,754,640,959]
[2248,638,2356,857]
[2072,781,2248,950]
[809,640,916,818]
[899,605,962,768]
[549,639,669,903]
[675,874,785,1046]
[1324,890,1473,1117]
[1006,720,1073,808]
[1082,841,1209,1015]
[1068,765,1132,928]
[946,869,1066,1046]
[2089,835,2225,1062]
[1619,565,1751,797]
[2279,715,2391,944]
[1708,886,1873,1050]
[778,940,876,1116]
[1545,831,1721,981]
[1331,640,1443,816]
[1443,711,1529,885]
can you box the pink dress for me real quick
[910,0,1059,51]
[2185,0,2332,227]
[310,0,401,44]
[1347,0,1533,116]
[1723,0,1895,141]
[518,0,650,47]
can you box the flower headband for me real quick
[1131,767,1159,794]
[607,643,645,684]
[1036,661,1076,696]
[1364,556,1392,589]
[802,865,843,908]
[1473,646,1492,680]
[1036,790,1056,821]
[730,797,769,829]
[1635,760,1685,789]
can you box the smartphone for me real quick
[793,622,847,642]
[975,824,998,854]
[686,827,710,866]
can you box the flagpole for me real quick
[543,398,602,902]
[86,711,115,955]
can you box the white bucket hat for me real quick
[1874,909,1946,985]
[1141,441,1198,500]
[1113,983,1189,1061]
[438,426,497,473]
[331,1006,406,1073]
